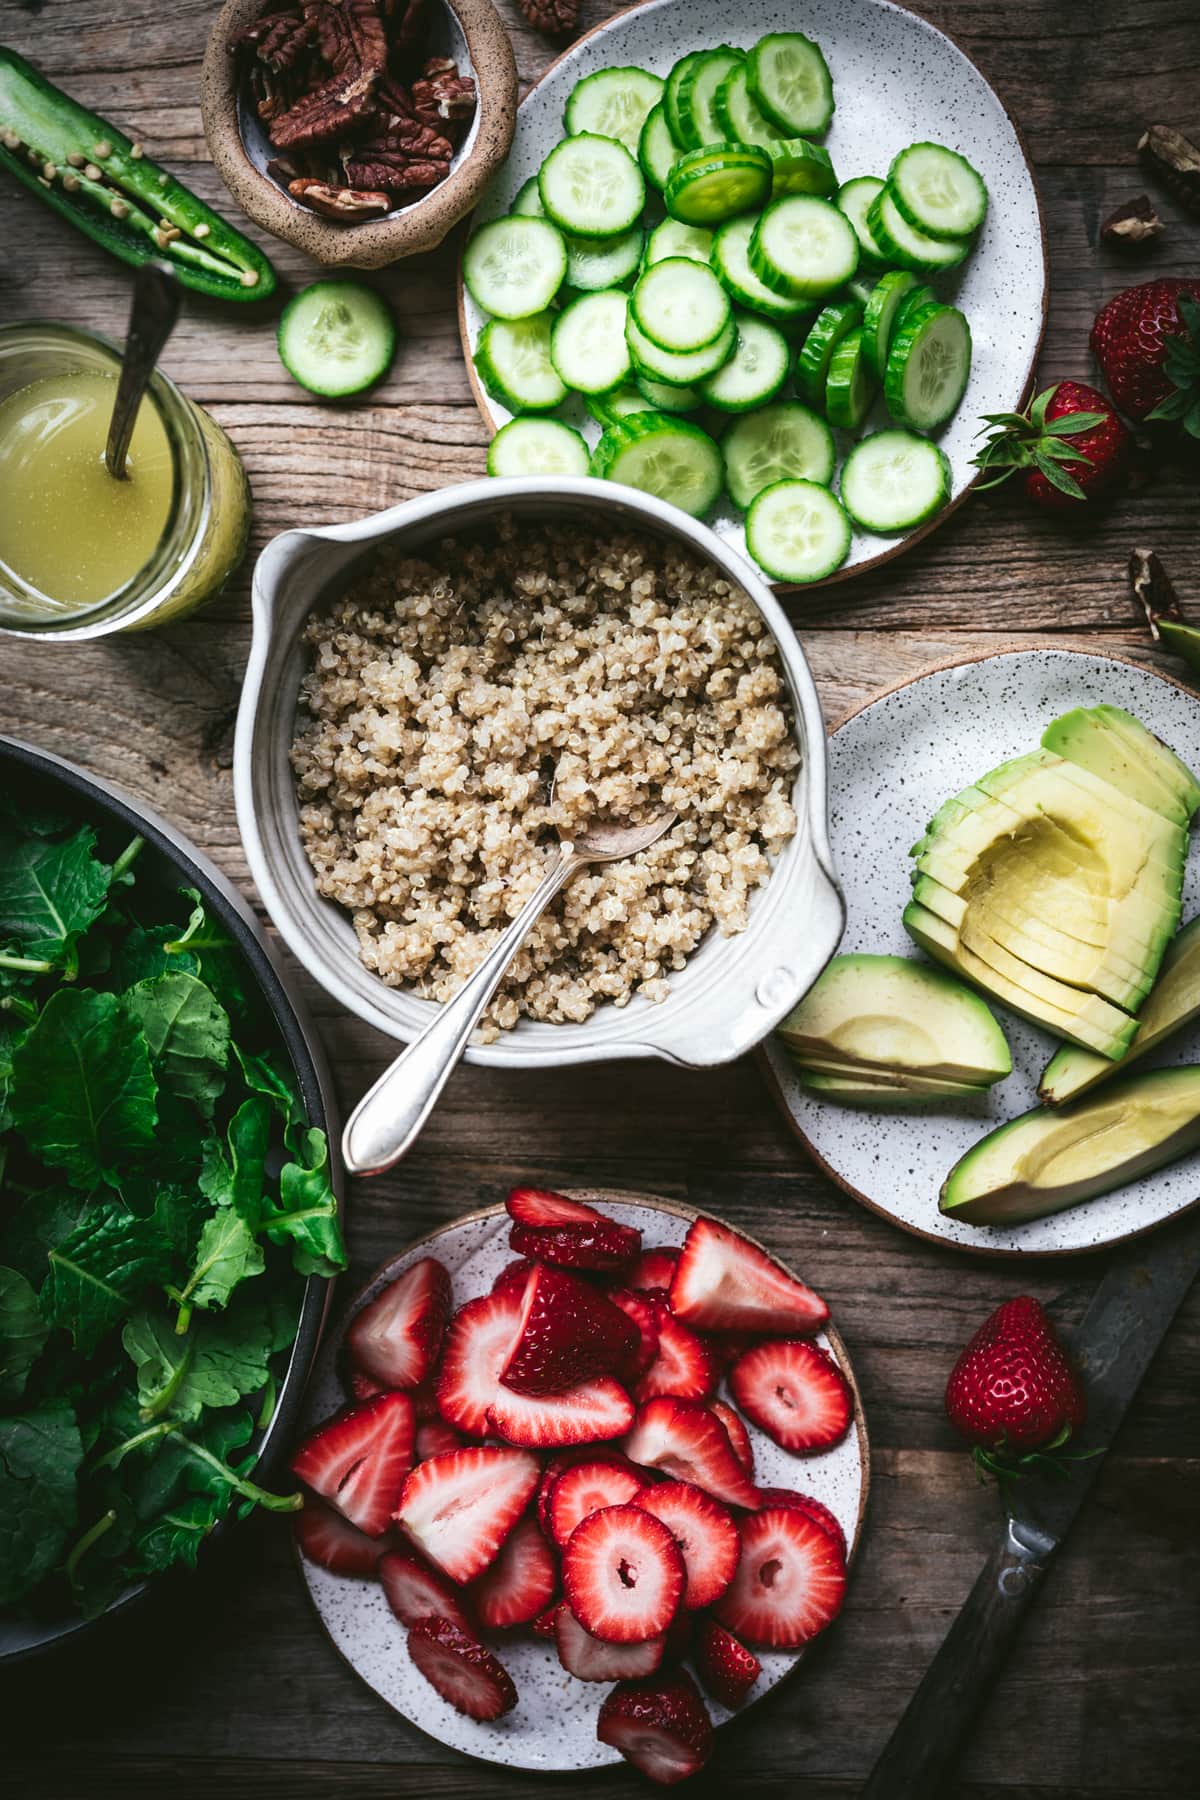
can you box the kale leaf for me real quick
[266,1127,348,1277]
[179,1210,265,1314]
[123,1291,276,1424]
[124,971,230,1117]
[0,1398,83,1605]
[11,990,157,1187]
[0,1266,50,1404]
[41,1194,178,1355]
[0,825,111,967]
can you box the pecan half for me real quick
[305,0,387,83]
[1100,194,1163,250]
[412,55,476,128]
[518,0,579,38]
[344,119,452,192]
[287,176,393,219]
[1138,124,1200,218]
[232,6,314,70]
[269,68,378,148]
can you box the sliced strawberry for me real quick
[757,1487,848,1561]
[548,1458,645,1549]
[492,1257,537,1300]
[379,1548,474,1635]
[537,1447,609,1536]
[694,1617,761,1710]
[597,1672,714,1787]
[715,1506,846,1648]
[730,1340,853,1454]
[406,1617,517,1721]
[555,1605,666,1682]
[670,1218,828,1336]
[473,1512,559,1629]
[396,1446,540,1584]
[706,1331,761,1375]
[510,1218,641,1274]
[531,1601,561,1640]
[500,1262,637,1395]
[345,1256,452,1391]
[415,1418,466,1461]
[488,1375,634,1449]
[625,1245,681,1294]
[709,1400,755,1479]
[342,1361,388,1403]
[632,1480,740,1611]
[434,1290,522,1436]
[506,1186,602,1228]
[291,1391,415,1536]
[634,1308,716,1403]
[623,1397,760,1511]
[293,1497,383,1577]
[608,1287,662,1385]
[410,1379,440,1422]
[562,1504,684,1644]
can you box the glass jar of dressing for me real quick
[0,322,251,638]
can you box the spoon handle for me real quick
[105,260,182,480]
[341,845,578,1177]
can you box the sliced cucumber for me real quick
[638,103,680,193]
[749,195,859,299]
[889,142,988,241]
[564,67,665,156]
[868,188,970,273]
[563,224,644,293]
[539,133,645,239]
[551,288,632,394]
[698,311,790,412]
[836,177,889,269]
[644,219,714,267]
[590,415,724,517]
[722,401,835,509]
[794,297,863,404]
[674,46,744,150]
[824,325,876,430]
[475,312,566,413]
[634,372,702,413]
[276,279,396,397]
[463,215,567,319]
[714,62,786,149]
[764,137,837,197]
[861,269,919,379]
[626,310,737,385]
[712,215,814,321]
[512,177,546,217]
[664,51,704,147]
[665,144,771,226]
[631,256,731,353]
[883,302,972,430]
[747,33,835,136]
[746,479,851,582]
[487,417,590,478]
[841,428,951,533]
[587,382,665,426]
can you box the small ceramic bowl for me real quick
[234,476,845,1074]
[200,0,517,270]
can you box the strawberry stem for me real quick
[971,382,1106,495]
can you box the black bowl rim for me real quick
[0,735,338,1662]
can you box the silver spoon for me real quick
[341,797,678,1177]
[105,260,181,480]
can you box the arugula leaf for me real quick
[42,1196,175,1355]
[166,889,251,1020]
[0,1266,50,1404]
[198,1097,271,1223]
[123,972,230,1117]
[123,1291,275,1424]
[266,1128,348,1277]
[0,825,111,966]
[11,990,157,1187]
[179,1210,265,1314]
[0,1398,83,1605]
[112,921,200,990]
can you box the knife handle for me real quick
[860,1518,1055,1800]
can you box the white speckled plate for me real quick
[762,648,1200,1257]
[297,1191,868,1771]
[456,0,1046,586]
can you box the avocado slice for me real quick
[954,914,1142,1029]
[903,900,1140,1059]
[1041,707,1191,826]
[775,952,1012,1085]
[799,1069,989,1110]
[1091,704,1200,820]
[1040,916,1200,1105]
[940,1065,1200,1224]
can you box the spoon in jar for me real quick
[104,260,181,480]
[340,796,678,1177]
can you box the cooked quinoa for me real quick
[291,518,799,1038]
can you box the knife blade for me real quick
[860,1206,1200,1800]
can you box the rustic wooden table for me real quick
[2,1,1199,1795]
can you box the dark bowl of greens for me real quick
[0,736,346,1660]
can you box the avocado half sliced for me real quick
[940,1065,1200,1225]
[1085,706,1200,820]
[1040,916,1200,1105]
[800,1069,989,1110]
[776,952,1012,1086]
[1041,706,1194,826]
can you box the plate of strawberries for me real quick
[287,1187,867,1785]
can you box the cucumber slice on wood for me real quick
[277,279,395,397]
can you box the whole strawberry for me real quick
[971,381,1132,511]
[1090,278,1200,429]
[945,1296,1086,1478]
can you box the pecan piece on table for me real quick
[1138,124,1200,218]
[518,0,579,37]
[287,176,393,218]
[1100,194,1163,250]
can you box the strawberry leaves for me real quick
[971,383,1109,499]
[1146,294,1200,436]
